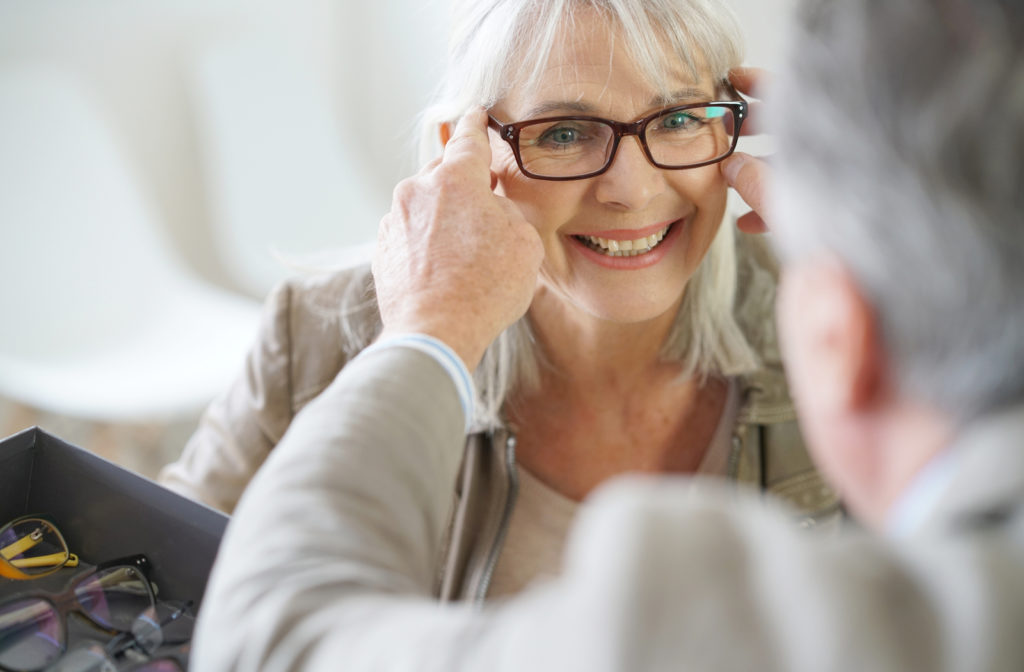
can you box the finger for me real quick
[419,155,443,176]
[738,101,766,136]
[441,106,492,174]
[728,67,773,99]
[736,210,769,234]
[721,152,770,224]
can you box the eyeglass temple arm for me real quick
[0,532,41,560]
[720,77,744,103]
[9,552,80,569]
[1,530,79,569]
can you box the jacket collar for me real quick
[891,400,1024,536]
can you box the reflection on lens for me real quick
[76,566,155,632]
[0,597,63,671]
[647,106,735,167]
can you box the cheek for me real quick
[490,142,582,237]
[667,167,729,259]
[669,166,728,217]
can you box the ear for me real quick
[778,258,883,415]
[439,122,453,147]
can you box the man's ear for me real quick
[439,122,453,147]
[778,258,883,414]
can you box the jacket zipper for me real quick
[474,432,519,604]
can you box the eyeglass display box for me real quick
[0,426,228,606]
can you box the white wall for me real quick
[732,0,798,69]
[0,0,449,296]
[0,0,791,298]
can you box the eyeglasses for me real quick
[0,555,156,671]
[0,516,80,581]
[48,601,194,672]
[487,84,747,181]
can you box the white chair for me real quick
[190,34,385,298]
[0,65,261,423]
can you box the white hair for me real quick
[770,0,1024,420]
[414,0,756,429]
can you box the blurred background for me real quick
[0,0,795,478]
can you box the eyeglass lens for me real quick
[515,105,737,178]
[0,597,61,670]
[0,564,155,671]
[77,566,154,632]
[0,518,69,577]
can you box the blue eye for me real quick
[540,126,581,145]
[661,112,699,130]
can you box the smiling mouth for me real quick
[573,223,674,257]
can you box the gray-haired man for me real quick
[195,0,1024,669]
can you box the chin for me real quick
[577,291,685,325]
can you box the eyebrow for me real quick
[521,86,715,120]
[652,87,716,106]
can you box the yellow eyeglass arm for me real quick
[8,551,76,569]
[0,532,43,561]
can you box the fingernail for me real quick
[722,153,748,185]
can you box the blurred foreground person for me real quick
[194,0,1024,670]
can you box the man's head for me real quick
[769,0,1024,526]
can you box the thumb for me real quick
[721,152,769,220]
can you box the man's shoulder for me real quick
[562,472,1024,670]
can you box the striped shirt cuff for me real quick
[357,333,475,431]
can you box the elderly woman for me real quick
[161,0,838,602]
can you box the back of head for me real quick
[771,0,1024,420]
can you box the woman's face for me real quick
[488,15,729,327]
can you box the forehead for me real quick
[497,9,716,120]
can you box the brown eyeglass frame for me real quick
[487,81,748,181]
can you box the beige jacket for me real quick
[160,233,841,601]
[194,344,1024,672]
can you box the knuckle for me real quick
[392,176,417,202]
[433,169,466,200]
[444,132,488,162]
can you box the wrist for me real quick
[364,332,477,430]
[377,323,489,372]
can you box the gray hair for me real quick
[770,0,1024,419]
[412,0,758,429]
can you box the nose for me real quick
[592,134,666,210]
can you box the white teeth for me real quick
[579,225,672,257]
